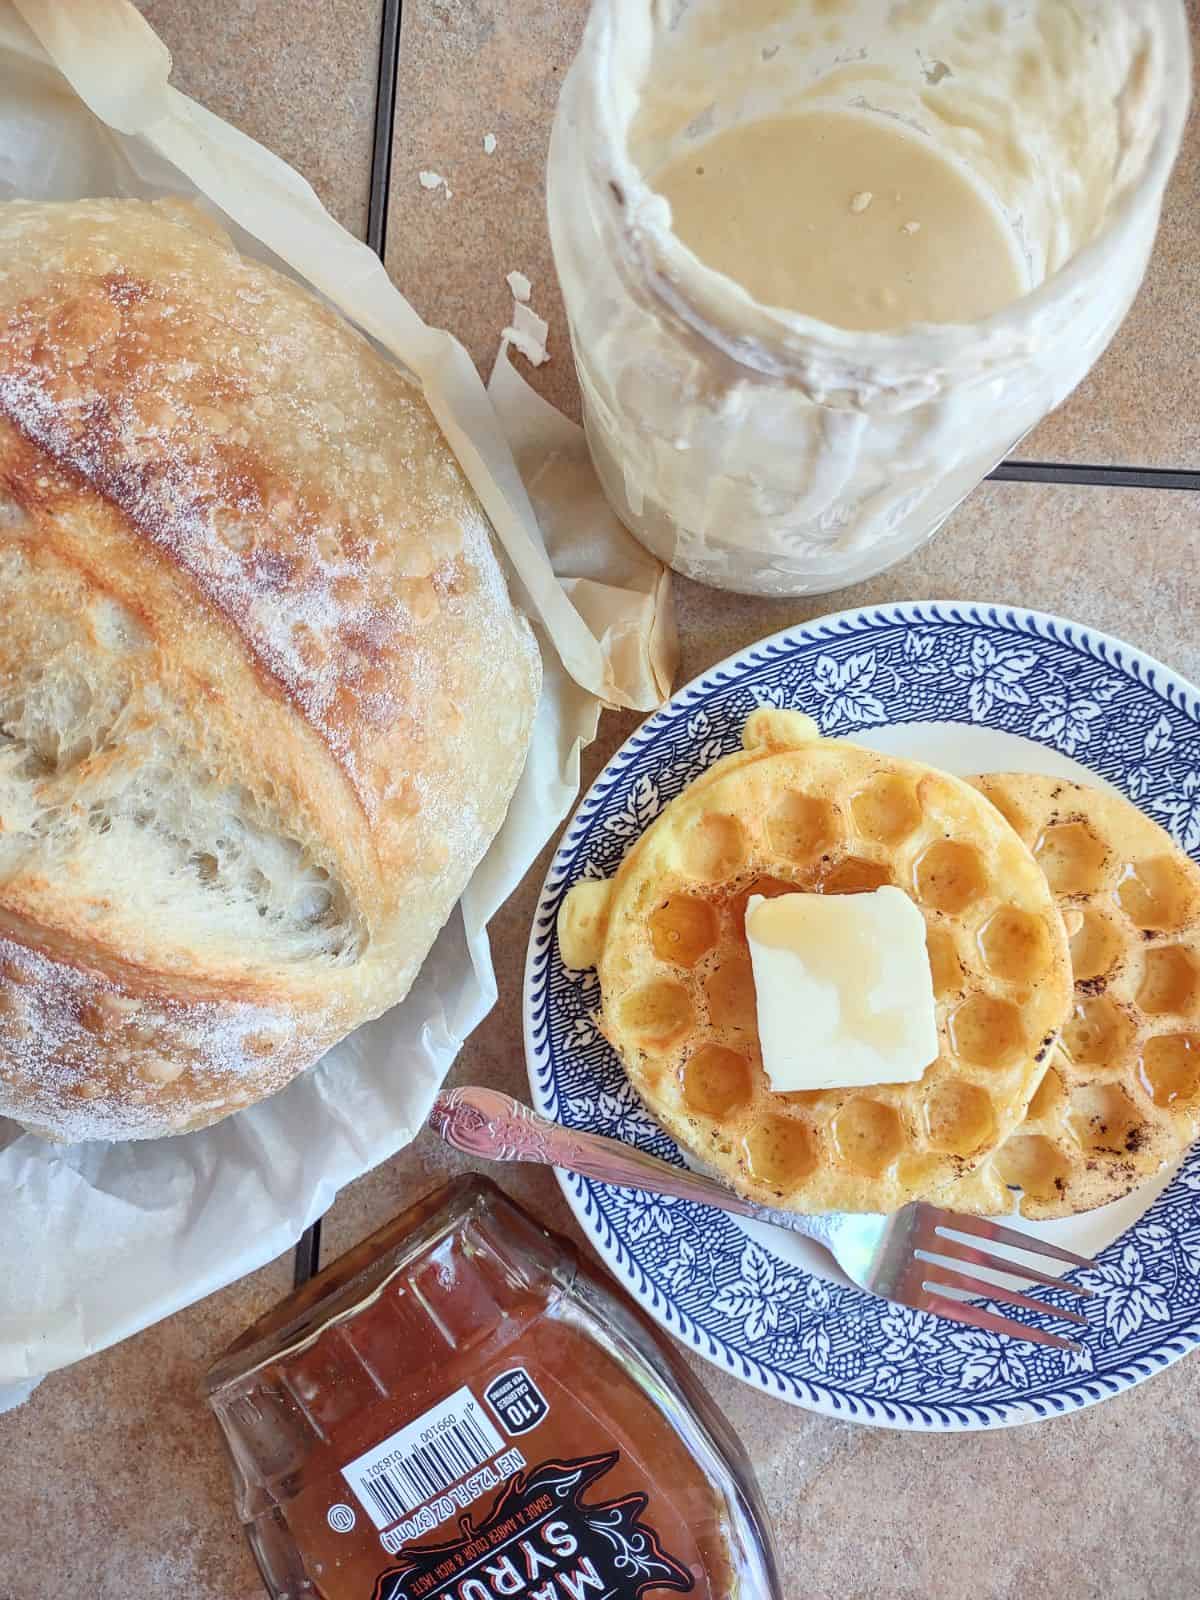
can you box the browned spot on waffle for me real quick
[969,774,1200,1218]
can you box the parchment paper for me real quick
[0,0,675,1406]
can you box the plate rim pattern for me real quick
[524,600,1200,1430]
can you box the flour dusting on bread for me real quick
[0,199,540,1140]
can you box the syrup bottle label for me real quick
[370,1452,695,1600]
[342,1386,508,1533]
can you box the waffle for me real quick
[962,774,1200,1219]
[559,711,1073,1214]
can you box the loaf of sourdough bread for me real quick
[0,198,540,1141]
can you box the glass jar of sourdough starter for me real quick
[547,0,1191,596]
[206,1176,781,1599]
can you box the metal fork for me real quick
[430,1086,1094,1352]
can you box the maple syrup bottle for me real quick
[207,1175,781,1599]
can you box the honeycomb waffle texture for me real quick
[0,199,540,1141]
[560,712,1072,1214]
[967,775,1200,1219]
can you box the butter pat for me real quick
[745,888,937,1093]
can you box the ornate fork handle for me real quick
[429,1090,1092,1351]
[430,1086,776,1221]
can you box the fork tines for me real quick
[909,1202,1095,1353]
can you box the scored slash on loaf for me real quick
[0,198,540,1141]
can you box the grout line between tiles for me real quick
[293,1218,323,1289]
[990,460,1200,491]
[367,0,404,258]
[293,0,403,1292]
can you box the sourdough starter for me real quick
[652,109,1028,332]
[546,0,1191,594]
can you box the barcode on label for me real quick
[341,1386,505,1530]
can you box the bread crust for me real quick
[0,199,539,1140]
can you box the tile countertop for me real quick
[135,0,384,240]
[2,6,1199,1599]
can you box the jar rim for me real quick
[582,0,1193,399]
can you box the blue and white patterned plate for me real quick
[524,603,1200,1430]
